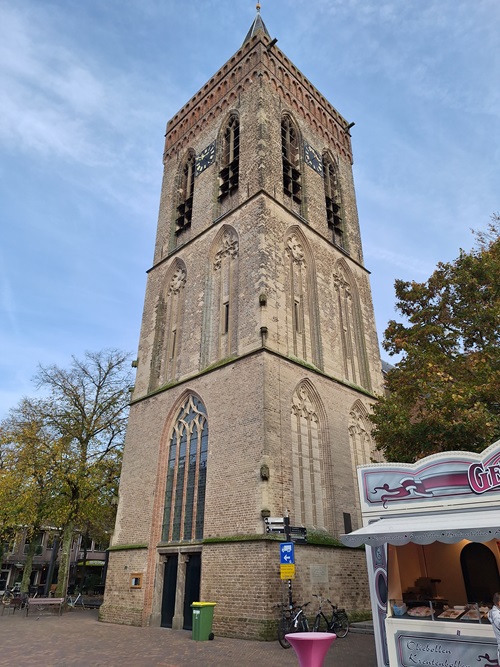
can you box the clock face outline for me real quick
[195,141,216,175]
[304,143,323,175]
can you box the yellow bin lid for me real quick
[191,602,216,607]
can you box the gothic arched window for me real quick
[323,153,344,248]
[333,261,371,391]
[175,151,195,235]
[281,115,301,204]
[149,261,186,391]
[349,401,381,520]
[218,115,239,200]
[284,230,322,368]
[290,381,327,530]
[162,394,208,543]
[201,226,239,367]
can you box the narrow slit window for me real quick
[170,329,177,360]
[294,299,302,333]
[223,301,230,334]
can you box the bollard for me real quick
[285,632,336,667]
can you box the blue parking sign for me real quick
[280,542,295,564]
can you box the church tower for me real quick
[101,7,384,637]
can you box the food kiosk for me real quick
[341,440,500,667]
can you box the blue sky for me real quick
[1,0,498,418]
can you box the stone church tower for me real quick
[101,8,384,637]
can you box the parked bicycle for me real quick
[277,600,311,648]
[66,591,85,609]
[312,594,349,638]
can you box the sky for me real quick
[0,0,498,419]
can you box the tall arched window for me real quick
[284,229,322,368]
[281,115,301,204]
[162,394,208,543]
[201,226,239,367]
[218,114,239,200]
[149,261,186,391]
[333,260,371,390]
[323,152,345,248]
[349,401,381,521]
[290,381,327,530]
[175,151,195,235]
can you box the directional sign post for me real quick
[280,542,295,564]
[280,542,295,580]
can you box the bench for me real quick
[26,597,65,618]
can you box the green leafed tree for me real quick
[0,349,132,595]
[371,216,500,463]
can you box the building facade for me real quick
[100,10,384,638]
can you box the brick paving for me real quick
[0,607,377,666]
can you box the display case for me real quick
[341,440,500,667]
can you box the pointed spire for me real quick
[243,3,271,45]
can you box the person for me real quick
[488,592,500,665]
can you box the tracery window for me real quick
[282,115,301,203]
[218,115,239,200]
[349,401,381,520]
[175,151,195,235]
[149,262,186,391]
[162,395,208,543]
[323,153,344,248]
[290,382,326,530]
[201,226,239,367]
[334,261,371,391]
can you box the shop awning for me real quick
[341,509,500,548]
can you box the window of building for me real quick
[175,152,195,235]
[219,115,239,200]
[162,395,208,543]
[323,154,344,248]
[282,116,301,203]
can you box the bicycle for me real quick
[312,594,349,638]
[277,600,311,648]
[66,591,85,609]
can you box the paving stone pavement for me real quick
[0,608,377,666]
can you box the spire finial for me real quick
[256,2,261,12]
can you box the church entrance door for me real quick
[160,554,178,627]
[183,553,201,630]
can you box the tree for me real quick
[370,216,500,463]
[0,349,132,594]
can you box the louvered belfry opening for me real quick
[281,116,301,203]
[218,116,239,200]
[176,153,195,234]
[324,157,344,248]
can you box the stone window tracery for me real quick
[290,382,326,530]
[333,261,371,390]
[323,153,345,249]
[150,263,186,391]
[175,151,195,235]
[218,115,239,200]
[282,115,301,204]
[162,394,208,543]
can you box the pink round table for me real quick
[285,632,337,667]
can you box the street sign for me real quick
[280,563,295,580]
[264,517,285,534]
[290,526,307,544]
[280,542,295,564]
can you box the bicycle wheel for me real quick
[299,614,310,632]
[333,612,349,638]
[313,613,329,632]
[277,617,292,648]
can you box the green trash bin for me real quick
[191,602,216,641]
